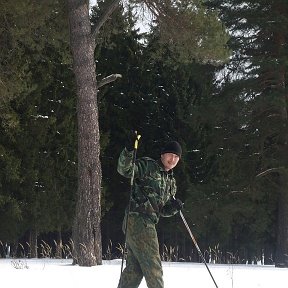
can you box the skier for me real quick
[117,135,183,288]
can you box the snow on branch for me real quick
[98,74,122,88]
[256,167,285,178]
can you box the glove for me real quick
[171,198,183,211]
[125,131,139,151]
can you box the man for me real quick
[117,138,183,288]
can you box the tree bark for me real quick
[55,229,63,259]
[29,229,38,258]
[67,0,102,266]
[275,172,288,267]
[275,86,288,267]
[273,4,288,266]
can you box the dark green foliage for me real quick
[0,0,287,265]
[130,0,231,64]
[0,0,77,252]
[202,0,288,264]
[92,3,225,258]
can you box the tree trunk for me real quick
[29,229,38,258]
[273,4,288,265]
[67,0,102,266]
[275,172,288,267]
[275,74,288,267]
[55,229,63,259]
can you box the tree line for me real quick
[0,0,287,267]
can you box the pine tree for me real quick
[94,5,224,259]
[0,0,76,257]
[67,0,230,266]
[207,0,288,265]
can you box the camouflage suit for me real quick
[117,148,181,288]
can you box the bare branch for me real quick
[256,167,285,178]
[230,190,244,194]
[142,0,162,18]
[98,73,122,88]
[142,0,176,23]
[91,0,120,39]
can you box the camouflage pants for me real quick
[118,213,164,288]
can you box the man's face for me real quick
[161,153,180,171]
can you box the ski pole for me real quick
[119,132,141,282]
[179,210,219,288]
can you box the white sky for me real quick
[90,0,97,7]
[1,258,288,288]
[89,0,150,33]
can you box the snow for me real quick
[1,258,288,288]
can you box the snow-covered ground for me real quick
[1,258,287,288]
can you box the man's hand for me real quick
[125,131,138,151]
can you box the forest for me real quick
[0,0,287,267]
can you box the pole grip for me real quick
[133,133,141,150]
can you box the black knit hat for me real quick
[161,141,182,158]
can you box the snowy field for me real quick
[1,258,288,288]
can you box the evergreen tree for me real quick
[68,0,230,266]
[206,0,288,265]
[94,4,223,260]
[0,0,76,257]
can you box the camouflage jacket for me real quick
[117,148,180,224]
